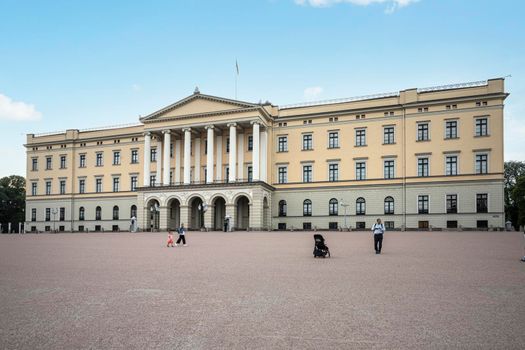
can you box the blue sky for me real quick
[1,0,524,177]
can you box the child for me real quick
[167,231,174,248]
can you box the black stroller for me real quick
[313,234,330,258]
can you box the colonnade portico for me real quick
[141,120,268,187]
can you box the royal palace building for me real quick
[25,79,507,232]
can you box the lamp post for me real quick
[340,199,349,231]
[51,208,58,233]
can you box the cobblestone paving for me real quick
[1,231,524,349]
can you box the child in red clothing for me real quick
[167,231,174,247]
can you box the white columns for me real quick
[156,137,162,185]
[174,139,181,183]
[260,129,268,182]
[237,133,244,180]
[194,138,201,182]
[206,126,214,183]
[143,132,151,186]
[228,123,237,182]
[252,121,260,181]
[216,134,223,181]
[162,130,171,185]
[183,128,191,185]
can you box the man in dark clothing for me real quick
[371,218,385,254]
[176,223,187,246]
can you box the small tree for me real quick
[0,175,26,233]
[504,161,525,229]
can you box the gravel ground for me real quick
[0,231,524,350]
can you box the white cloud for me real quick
[294,0,419,12]
[304,86,323,99]
[0,93,42,122]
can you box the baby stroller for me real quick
[313,234,330,258]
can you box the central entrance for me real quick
[235,195,250,230]
[213,196,226,230]
[189,196,204,230]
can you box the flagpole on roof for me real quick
[235,59,239,100]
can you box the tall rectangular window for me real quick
[59,180,66,195]
[328,132,339,148]
[417,123,429,141]
[31,182,37,196]
[248,136,253,151]
[226,138,230,153]
[130,176,138,191]
[60,155,66,169]
[303,165,312,183]
[418,158,429,177]
[384,160,395,179]
[45,181,51,195]
[476,193,488,213]
[446,194,457,214]
[151,148,157,162]
[278,167,287,184]
[445,120,458,139]
[446,156,458,175]
[96,153,103,166]
[79,179,85,194]
[356,162,366,180]
[303,134,313,150]
[247,166,253,182]
[46,157,52,170]
[31,208,36,221]
[475,118,488,136]
[355,129,366,146]
[278,136,288,152]
[45,208,51,221]
[79,154,86,168]
[150,175,156,186]
[32,158,38,171]
[113,151,121,165]
[59,207,65,221]
[475,154,488,174]
[383,127,394,144]
[418,195,429,214]
[95,178,102,193]
[113,177,120,192]
[131,150,138,164]
[328,163,339,182]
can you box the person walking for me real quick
[176,223,187,246]
[372,218,385,254]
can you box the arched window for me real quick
[130,205,137,218]
[79,207,85,221]
[329,198,338,216]
[384,196,394,214]
[278,200,287,217]
[356,197,366,215]
[95,206,102,221]
[113,206,119,220]
[303,199,312,217]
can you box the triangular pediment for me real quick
[141,93,258,122]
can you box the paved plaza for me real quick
[0,231,524,349]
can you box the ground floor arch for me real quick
[189,196,205,230]
[167,197,181,230]
[146,199,160,231]
[235,195,250,230]
[212,196,227,230]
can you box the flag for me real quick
[235,60,239,75]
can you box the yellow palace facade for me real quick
[25,79,507,232]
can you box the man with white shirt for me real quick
[372,218,385,255]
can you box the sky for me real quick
[0,0,524,177]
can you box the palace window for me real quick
[446,156,458,176]
[31,182,37,196]
[417,123,429,141]
[328,163,338,182]
[383,126,395,144]
[32,158,38,171]
[59,180,66,195]
[445,120,458,139]
[131,150,138,164]
[79,207,85,221]
[95,206,102,221]
[355,129,366,146]
[248,136,253,151]
[417,158,429,177]
[45,181,51,195]
[303,134,313,150]
[328,132,339,148]
[418,195,429,214]
[278,166,287,184]
[303,199,312,216]
[384,196,394,215]
[475,154,488,174]
[356,197,366,215]
[79,179,85,194]
[46,156,52,170]
[329,198,338,216]
[446,194,457,214]
[131,176,138,191]
[303,165,312,183]
[95,178,102,193]
[278,200,287,217]
[476,193,488,213]
[113,151,121,165]
[475,118,488,136]
[113,206,119,220]
[60,155,66,169]
[356,162,366,180]
[79,154,86,168]
[278,136,288,152]
[96,153,103,166]
[384,160,395,179]
[113,177,120,192]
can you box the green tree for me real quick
[504,161,525,229]
[511,175,525,229]
[0,175,26,233]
